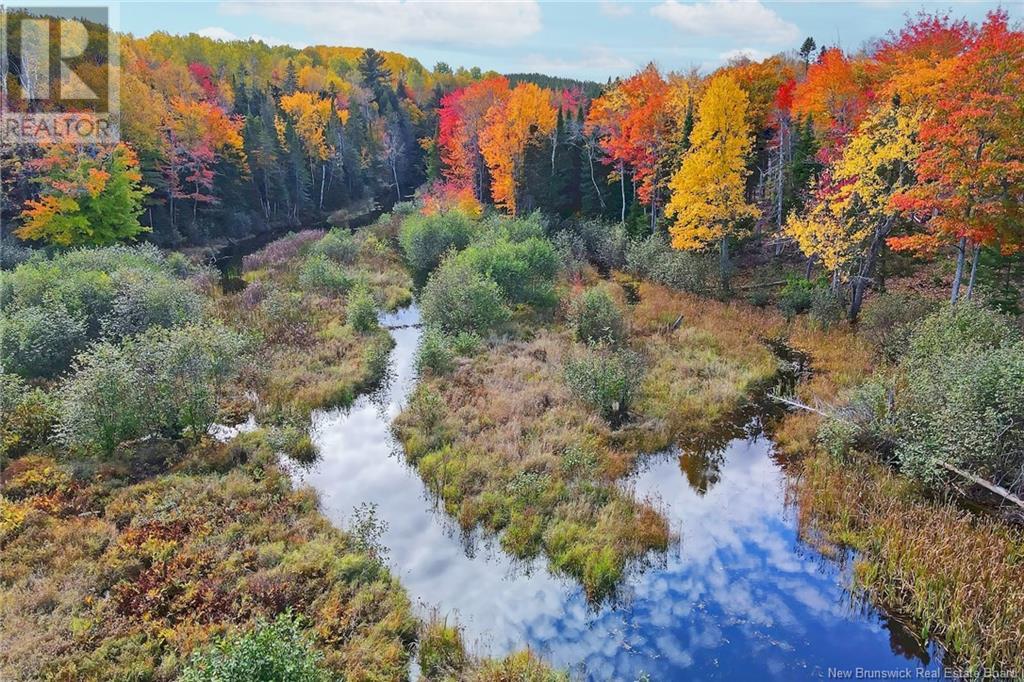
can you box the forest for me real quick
[2,6,1024,682]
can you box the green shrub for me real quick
[777,277,816,319]
[179,613,327,682]
[860,293,936,362]
[398,211,477,278]
[823,304,1024,496]
[347,283,378,332]
[571,219,627,271]
[568,288,625,346]
[625,234,714,294]
[0,373,56,458]
[455,235,559,307]
[0,238,34,270]
[420,257,510,335]
[312,229,359,264]
[416,327,455,376]
[564,348,643,424]
[101,270,204,338]
[809,287,847,328]
[551,230,587,278]
[0,304,88,378]
[297,252,352,294]
[267,422,319,464]
[451,331,481,356]
[57,323,247,455]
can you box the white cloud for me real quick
[651,0,799,45]
[719,47,770,62]
[196,26,238,41]
[599,1,634,18]
[520,47,635,79]
[195,26,292,47]
[219,1,542,49]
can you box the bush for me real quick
[420,257,510,335]
[57,323,247,455]
[551,230,587,278]
[571,219,627,271]
[777,277,816,319]
[312,229,359,264]
[564,348,643,424]
[0,373,56,458]
[809,287,846,328]
[625,234,713,294]
[824,304,1024,496]
[455,235,559,307]
[0,239,34,270]
[346,283,378,333]
[179,613,327,682]
[297,252,353,294]
[415,327,456,376]
[0,304,88,378]
[568,288,625,346]
[398,211,477,278]
[860,293,936,362]
[2,245,178,338]
[101,270,204,338]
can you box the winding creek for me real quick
[297,305,946,680]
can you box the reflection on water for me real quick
[298,306,944,680]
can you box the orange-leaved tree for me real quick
[479,82,556,215]
[890,11,1024,302]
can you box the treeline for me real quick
[431,11,1024,319]
[2,22,496,248]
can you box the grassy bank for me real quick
[769,302,1024,670]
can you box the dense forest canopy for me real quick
[4,10,1020,317]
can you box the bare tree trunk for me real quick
[805,254,815,280]
[392,161,401,202]
[719,236,730,291]
[951,236,967,303]
[619,162,626,224]
[965,242,981,301]
[586,143,606,211]
[847,217,893,322]
[319,164,326,210]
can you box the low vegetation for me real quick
[395,211,797,600]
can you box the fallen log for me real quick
[771,394,1024,510]
[937,461,1024,511]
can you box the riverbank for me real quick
[0,222,565,681]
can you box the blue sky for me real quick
[113,1,1021,80]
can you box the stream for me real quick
[297,305,946,680]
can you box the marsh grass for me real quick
[218,225,413,425]
[417,612,568,681]
[0,439,416,681]
[794,452,1024,670]
[771,305,1024,670]
[395,278,798,600]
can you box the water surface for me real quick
[299,306,944,680]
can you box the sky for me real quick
[107,1,1024,81]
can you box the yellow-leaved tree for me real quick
[665,75,754,286]
[785,99,921,319]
